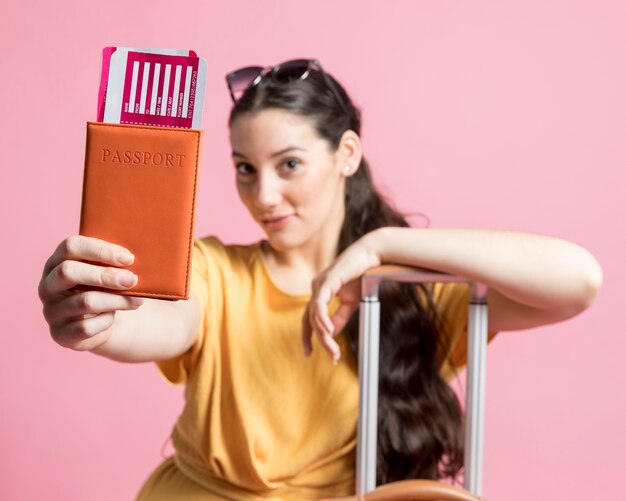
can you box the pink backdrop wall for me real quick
[2,1,624,499]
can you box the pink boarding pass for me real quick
[100,47,207,129]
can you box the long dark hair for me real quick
[228,68,464,484]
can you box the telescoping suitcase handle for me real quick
[350,265,489,501]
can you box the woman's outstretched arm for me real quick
[39,235,201,363]
[302,227,603,362]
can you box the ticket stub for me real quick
[99,47,207,129]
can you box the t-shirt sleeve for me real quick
[156,239,211,385]
[430,282,498,381]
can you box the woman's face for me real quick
[229,108,349,252]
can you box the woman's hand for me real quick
[302,233,382,363]
[302,226,603,362]
[38,235,144,352]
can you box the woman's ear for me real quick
[335,130,362,177]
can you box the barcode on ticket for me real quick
[121,52,199,128]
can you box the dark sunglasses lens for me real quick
[273,60,311,83]
[228,66,264,100]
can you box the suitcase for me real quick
[326,265,490,501]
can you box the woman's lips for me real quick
[260,214,293,230]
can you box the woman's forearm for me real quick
[89,294,201,363]
[367,227,603,314]
[305,226,602,359]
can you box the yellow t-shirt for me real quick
[137,236,496,500]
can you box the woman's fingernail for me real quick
[119,273,137,288]
[130,296,144,307]
[116,252,134,265]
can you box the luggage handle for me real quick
[356,265,489,498]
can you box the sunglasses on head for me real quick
[225,58,349,113]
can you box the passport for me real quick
[78,122,202,300]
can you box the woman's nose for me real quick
[254,173,282,209]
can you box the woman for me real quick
[39,59,602,500]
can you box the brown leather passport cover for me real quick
[79,122,201,300]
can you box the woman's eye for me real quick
[281,158,300,172]
[235,163,255,176]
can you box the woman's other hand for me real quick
[302,233,382,363]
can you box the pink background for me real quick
[1,1,624,499]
